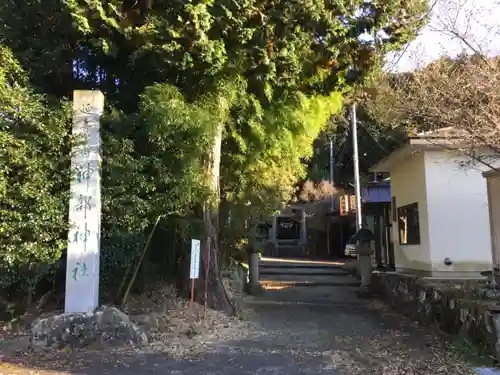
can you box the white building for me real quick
[483,169,500,272]
[371,129,497,278]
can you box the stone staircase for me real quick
[258,257,360,288]
[273,244,306,258]
[263,239,307,258]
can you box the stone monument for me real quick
[31,91,148,350]
[64,90,104,313]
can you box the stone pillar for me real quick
[300,209,306,246]
[64,90,104,313]
[358,255,373,289]
[270,216,277,243]
[247,244,260,294]
[271,216,278,257]
[249,253,260,288]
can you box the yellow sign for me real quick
[340,195,349,216]
[350,195,357,213]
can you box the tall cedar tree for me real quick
[0,0,429,313]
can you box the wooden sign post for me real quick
[189,239,201,309]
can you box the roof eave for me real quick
[370,138,473,172]
[483,169,500,179]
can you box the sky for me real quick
[385,0,500,72]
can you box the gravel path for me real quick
[0,280,486,375]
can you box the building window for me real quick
[397,203,420,245]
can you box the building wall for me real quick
[390,152,432,271]
[486,175,500,267]
[424,151,493,274]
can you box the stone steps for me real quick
[259,257,346,267]
[272,245,306,258]
[258,257,359,288]
[259,261,346,269]
[260,269,350,276]
[259,280,360,288]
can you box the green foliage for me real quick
[221,90,343,245]
[0,46,71,268]
[100,85,212,234]
[0,0,430,308]
[100,232,147,286]
[0,1,80,98]
[0,0,428,102]
[99,79,248,280]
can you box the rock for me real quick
[223,262,249,312]
[133,312,171,333]
[31,306,148,349]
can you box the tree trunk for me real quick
[200,124,235,315]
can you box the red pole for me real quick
[190,278,195,309]
[204,241,210,310]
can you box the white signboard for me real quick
[64,90,104,313]
[475,368,500,375]
[190,239,201,279]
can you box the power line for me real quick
[362,123,406,147]
[357,120,391,155]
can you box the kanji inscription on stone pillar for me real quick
[64,90,104,313]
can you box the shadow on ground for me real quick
[0,276,482,375]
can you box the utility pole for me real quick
[351,103,362,229]
[329,138,334,185]
[327,138,334,257]
[329,138,334,210]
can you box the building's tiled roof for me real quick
[412,126,468,139]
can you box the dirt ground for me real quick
[0,280,491,375]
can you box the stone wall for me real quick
[372,272,500,361]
